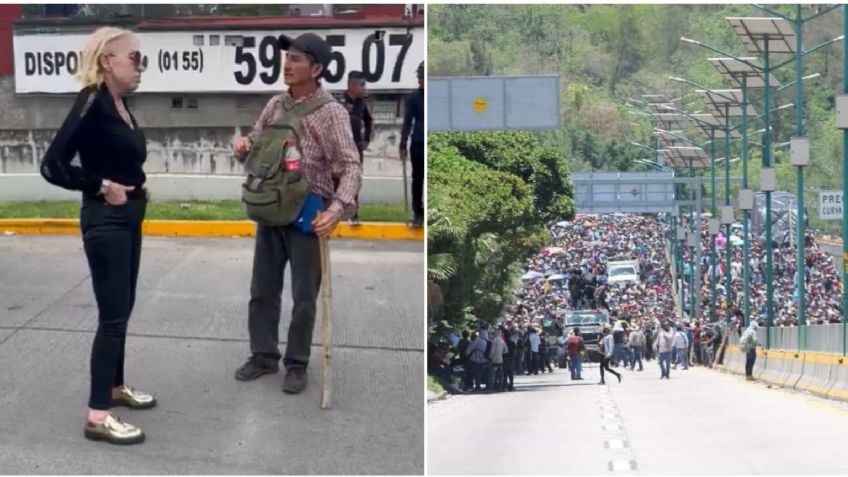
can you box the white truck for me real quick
[606,260,640,286]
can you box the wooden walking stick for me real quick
[319,235,333,410]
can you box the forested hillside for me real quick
[430,4,846,228]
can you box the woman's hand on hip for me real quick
[104,182,135,206]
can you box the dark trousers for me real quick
[81,195,146,410]
[630,347,643,371]
[248,223,321,370]
[471,362,486,390]
[411,140,424,219]
[503,358,515,390]
[745,348,757,377]
[539,351,553,372]
[529,352,540,375]
[600,357,620,383]
[488,363,504,391]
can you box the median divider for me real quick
[825,358,848,401]
[0,218,424,241]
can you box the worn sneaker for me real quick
[84,413,145,445]
[282,368,308,394]
[235,355,279,381]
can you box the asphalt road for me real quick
[0,234,424,474]
[428,361,848,475]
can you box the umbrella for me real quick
[522,271,544,281]
[555,221,571,228]
[544,246,564,255]
[547,274,567,281]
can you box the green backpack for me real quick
[241,93,332,226]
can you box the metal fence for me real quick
[758,324,847,355]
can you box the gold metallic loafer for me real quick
[84,414,145,445]
[111,385,157,410]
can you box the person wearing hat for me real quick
[232,33,362,394]
[339,70,373,226]
[399,61,424,228]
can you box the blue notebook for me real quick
[293,193,325,234]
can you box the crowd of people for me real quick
[678,216,844,326]
[429,214,746,393]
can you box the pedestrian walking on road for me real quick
[599,326,622,385]
[539,334,554,373]
[740,320,760,381]
[567,328,586,380]
[655,322,674,379]
[42,27,155,445]
[627,326,645,371]
[672,324,689,370]
[233,33,362,395]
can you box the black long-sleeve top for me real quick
[400,87,424,147]
[340,93,373,146]
[40,85,146,197]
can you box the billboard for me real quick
[12,27,424,93]
[428,75,560,131]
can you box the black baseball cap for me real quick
[417,61,424,77]
[278,33,331,78]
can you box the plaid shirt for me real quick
[239,87,362,220]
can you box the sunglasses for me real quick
[107,51,147,71]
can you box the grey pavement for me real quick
[0,235,424,475]
[428,362,848,475]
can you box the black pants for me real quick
[600,357,620,384]
[81,195,146,410]
[411,140,424,220]
[503,358,514,390]
[529,352,540,375]
[745,348,756,377]
[248,223,322,370]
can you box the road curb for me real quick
[0,219,424,241]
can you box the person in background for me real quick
[655,322,675,379]
[487,329,507,392]
[502,329,516,391]
[567,327,586,380]
[41,27,153,445]
[740,319,760,381]
[526,327,541,375]
[599,325,622,385]
[672,323,689,370]
[465,331,489,392]
[399,61,424,228]
[627,325,645,372]
[339,70,373,226]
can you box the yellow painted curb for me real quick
[0,219,424,241]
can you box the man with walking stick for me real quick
[232,33,362,400]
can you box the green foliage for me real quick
[427,131,574,336]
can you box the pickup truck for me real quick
[607,260,640,286]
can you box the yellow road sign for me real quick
[473,96,488,114]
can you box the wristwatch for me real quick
[98,179,112,196]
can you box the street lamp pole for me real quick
[843,4,848,357]
[794,4,807,348]
[711,131,718,323]
[724,103,733,321]
[764,39,774,348]
[742,75,751,327]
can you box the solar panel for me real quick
[708,57,781,89]
[727,17,797,54]
[696,89,757,117]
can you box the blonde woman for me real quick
[41,27,152,445]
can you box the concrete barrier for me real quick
[722,345,745,375]
[752,347,767,380]
[780,352,805,389]
[759,350,785,386]
[794,352,838,399]
[825,358,848,402]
